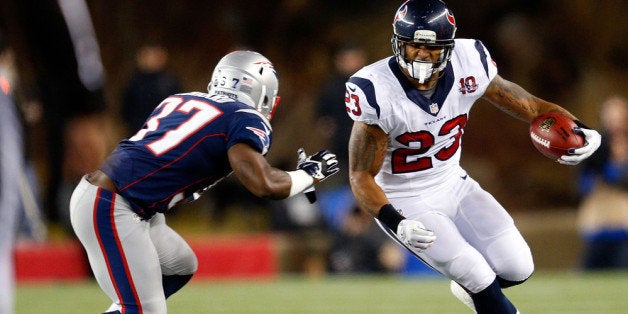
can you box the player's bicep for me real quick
[348,121,387,176]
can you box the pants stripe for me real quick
[93,188,143,314]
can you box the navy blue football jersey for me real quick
[101,92,272,216]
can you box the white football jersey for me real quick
[345,39,498,197]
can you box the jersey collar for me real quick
[388,57,454,116]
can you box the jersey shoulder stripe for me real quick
[347,76,380,118]
[452,38,498,82]
[473,40,490,78]
[236,108,272,132]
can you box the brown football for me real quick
[529,113,585,160]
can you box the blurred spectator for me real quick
[577,95,628,270]
[0,32,47,244]
[121,43,182,135]
[8,0,108,227]
[328,206,404,274]
[0,33,24,314]
[315,43,368,230]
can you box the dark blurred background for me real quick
[0,0,626,231]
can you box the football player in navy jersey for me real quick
[345,1,601,313]
[69,50,339,314]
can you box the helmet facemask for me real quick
[392,35,454,84]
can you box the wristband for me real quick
[287,170,314,197]
[377,204,406,232]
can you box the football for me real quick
[529,113,585,160]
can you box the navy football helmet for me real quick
[391,0,457,83]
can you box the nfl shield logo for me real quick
[430,103,439,114]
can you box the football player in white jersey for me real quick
[345,1,601,313]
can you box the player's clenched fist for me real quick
[558,127,602,165]
[396,219,436,251]
[296,148,340,181]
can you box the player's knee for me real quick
[496,250,534,284]
[488,230,534,283]
[162,247,198,276]
[445,247,496,293]
[176,235,198,274]
[189,254,199,274]
[181,250,198,275]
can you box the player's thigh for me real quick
[390,197,497,292]
[149,214,198,275]
[456,188,533,281]
[407,210,497,292]
[70,181,166,312]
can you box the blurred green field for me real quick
[17,271,628,313]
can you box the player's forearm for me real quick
[484,75,576,123]
[349,171,389,217]
[237,163,293,199]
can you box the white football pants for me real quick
[70,177,198,314]
[380,168,534,293]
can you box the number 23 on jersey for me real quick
[345,87,467,173]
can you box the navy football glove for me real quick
[296,148,340,181]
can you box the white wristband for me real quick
[287,170,314,197]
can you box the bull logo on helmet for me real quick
[446,11,456,26]
[394,3,408,24]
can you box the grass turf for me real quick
[17,271,628,313]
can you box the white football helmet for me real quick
[208,50,280,119]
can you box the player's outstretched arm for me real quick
[348,122,435,250]
[228,143,339,200]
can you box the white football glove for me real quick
[396,219,436,251]
[558,127,602,165]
